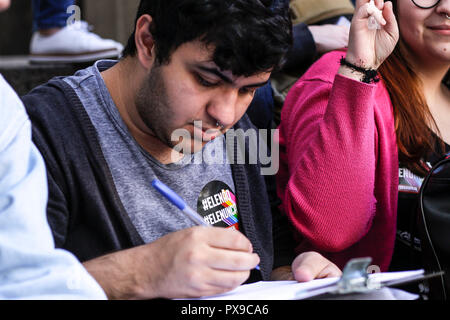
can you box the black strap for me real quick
[340,56,380,84]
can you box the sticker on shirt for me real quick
[398,167,424,194]
[197,181,239,230]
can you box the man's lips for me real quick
[192,124,222,141]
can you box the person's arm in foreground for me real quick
[0,77,106,300]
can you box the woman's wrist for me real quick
[338,65,367,82]
[338,57,380,84]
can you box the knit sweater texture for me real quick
[277,50,398,271]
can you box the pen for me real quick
[152,178,208,226]
[151,178,260,271]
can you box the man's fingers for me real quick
[205,269,251,290]
[184,277,243,298]
[292,252,342,282]
[184,267,250,296]
[207,249,260,271]
[293,268,314,282]
[204,227,253,252]
[292,252,325,282]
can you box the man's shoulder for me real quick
[21,76,83,125]
[21,76,92,155]
[22,77,69,107]
[22,62,106,122]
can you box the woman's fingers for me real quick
[382,2,399,37]
[367,2,387,26]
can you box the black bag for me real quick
[418,152,450,300]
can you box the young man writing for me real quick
[23,0,341,299]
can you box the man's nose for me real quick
[207,87,239,128]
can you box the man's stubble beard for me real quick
[135,65,178,148]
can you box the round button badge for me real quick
[197,181,239,230]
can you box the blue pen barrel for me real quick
[152,178,260,271]
[152,179,187,211]
[152,179,208,226]
[183,207,209,227]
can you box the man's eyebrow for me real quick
[243,80,270,89]
[196,65,269,88]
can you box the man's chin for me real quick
[170,138,208,155]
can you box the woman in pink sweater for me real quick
[277,0,449,272]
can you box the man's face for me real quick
[0,0,10,11]
[135,40,271,154]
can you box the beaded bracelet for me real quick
[340,57,380,84]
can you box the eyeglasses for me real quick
[411,0,441,9]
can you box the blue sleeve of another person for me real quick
[0,75,106,300]
[246,82,275,130]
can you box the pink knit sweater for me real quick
[277,50,399,271]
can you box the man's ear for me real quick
[134,14,156,70]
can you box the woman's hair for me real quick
[122,0,293,77]
[378,0,445,175]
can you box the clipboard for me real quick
[188,257,443,300]
[295,257,444,300]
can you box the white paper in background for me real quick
[336,16,351,27]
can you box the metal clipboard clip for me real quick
[335,257,379,294]
[295,257,377,299]
[295,257,444,299]
[334,257,444,295]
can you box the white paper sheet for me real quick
[191,270,424,300]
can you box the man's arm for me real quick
[83,227,261,300]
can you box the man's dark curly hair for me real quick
[122,0,292,77]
